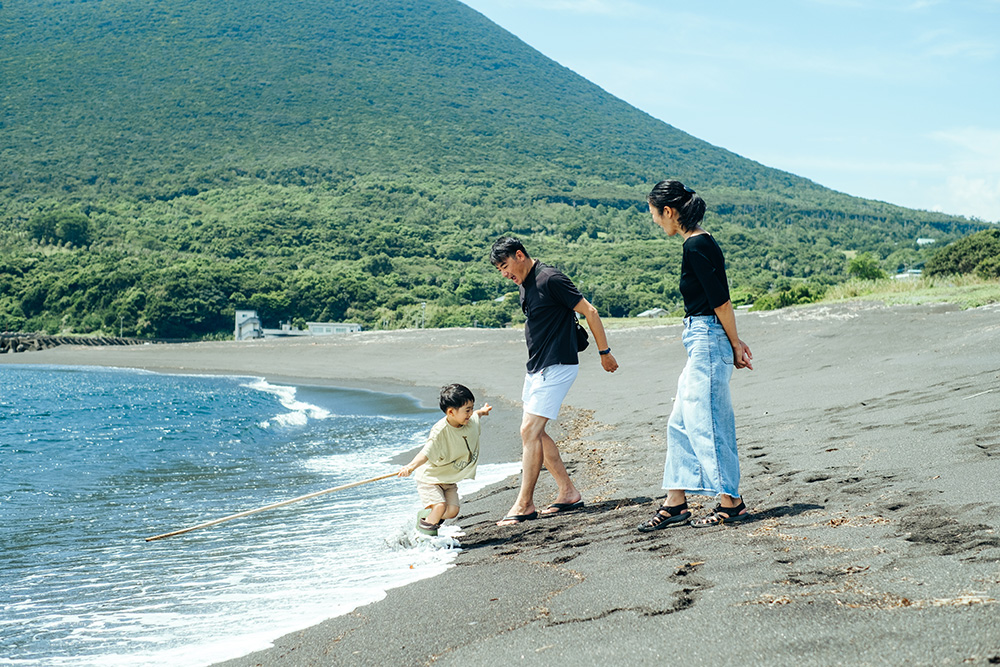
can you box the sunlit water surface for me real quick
[0,365,517,666]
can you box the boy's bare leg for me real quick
[425,503,447,525]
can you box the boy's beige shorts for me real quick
[416,480,459,507]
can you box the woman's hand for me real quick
[733,340,753,370]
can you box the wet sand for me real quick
[5,301,1000,665]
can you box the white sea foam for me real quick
[32,499,470,667]
[178,464,521,667]
[3,367,520,667]
[243,378,332,428]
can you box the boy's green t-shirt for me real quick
[415,413,481,484]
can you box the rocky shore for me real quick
[0,333,151,354]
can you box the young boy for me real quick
[398,384,492,536]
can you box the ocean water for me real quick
[0,365,519,667]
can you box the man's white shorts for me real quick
[521,364,579,420]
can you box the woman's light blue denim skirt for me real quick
[662,315,741,497]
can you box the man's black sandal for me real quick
[637,502,691,532]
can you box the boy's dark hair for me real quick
[490,236,529,266]
[439,383,475,412]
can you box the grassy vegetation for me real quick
[822,275,1000,309]
[590,275,1000,333]
[1,0,992,338]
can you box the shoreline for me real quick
[5,301,1000,665]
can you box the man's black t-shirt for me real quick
[680,234,731,317]
[520,262,584,373]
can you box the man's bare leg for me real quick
[497,412,546,525]
[538,422,582,512]
[498,413,581,524]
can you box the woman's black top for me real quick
[679,234,731,317]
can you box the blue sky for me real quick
[459,0,1000,223]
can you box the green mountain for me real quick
[0,0,986,337]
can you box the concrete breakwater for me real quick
[0,334,151,354]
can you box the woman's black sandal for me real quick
[637,502,691,532]
[691,500,750,528]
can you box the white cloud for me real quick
[471,0,644,15]
[540,0,642,14]
[931,175,1000,222]
[751,136,1000,222]
[930,127,1000,160]
[765,156,946,177]
[925,127,1000,221]
[460,0,1000,222]
[916,29,999,59]
[808,0,865,7]
[928,40,997,59]
[906,0,943,10]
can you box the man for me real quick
[489,237,618,526]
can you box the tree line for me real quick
[1,174,983,338]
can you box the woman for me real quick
[638,180,754,531]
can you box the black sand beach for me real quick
[5,301,999,665]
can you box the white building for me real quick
[637,307,669,318]
[235,310,360,339]
[261,322,307,337]
[234,310,263,340]
[307,322,361,335]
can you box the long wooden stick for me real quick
[145,471,398,542]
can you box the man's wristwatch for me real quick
[599,348,611,355]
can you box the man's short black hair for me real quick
[439,383,475,412]
[490,236,529,266]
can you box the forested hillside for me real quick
[0,0,986,337]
